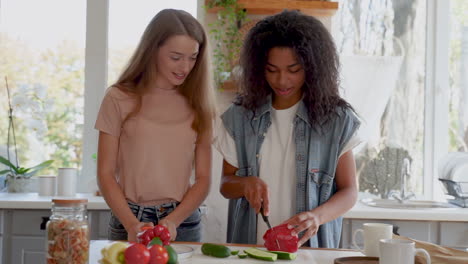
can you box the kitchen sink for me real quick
[360,198,460,209]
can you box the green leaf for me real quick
[23,160,54,177]
[0,155,18,170]
[17,167,30,174]
[0,170,11,175]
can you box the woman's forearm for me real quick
[98,173,138,230]
[168,175,211,226]
[219,159,250,199]
[312,186,357,225]
[220,174,249,199]
[97,132,139,231]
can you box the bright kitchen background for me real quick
[0,0,467,243]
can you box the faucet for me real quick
[390,158,415,203]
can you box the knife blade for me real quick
[260,206,281,250]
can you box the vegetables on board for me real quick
[201,243,232,258]
[124,243,151,264]
[164,245,178,264]
[148,244,169,264]
[138,224,171,246]
[263,223,299,253]
[244,248,278,261]
[266,250,297,260]
[100,241,128,264]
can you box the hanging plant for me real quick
[205,0,247,89]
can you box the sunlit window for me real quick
[0,0,86,183]
[448,0,468,153]
[337,0,426,198]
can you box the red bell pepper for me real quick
[263,223,299,253]
[137,224,171,246]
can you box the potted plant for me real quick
[0,77,53,192]
[205,0,247,90]
[0,156,53,192]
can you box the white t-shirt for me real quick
[214,102,361,244]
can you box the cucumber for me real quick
[244,248,277,261]
[230,250,239,255]
[268,250,297,260]
[164,245,178,264]
[238,253,248,259]
[201,243,231,258]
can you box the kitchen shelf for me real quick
[206,0,339,16]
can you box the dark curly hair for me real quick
[237,10,353,126]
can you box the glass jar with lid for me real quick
[46,198,89,264]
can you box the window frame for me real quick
[424,0,450,199]
[80,0,108,192]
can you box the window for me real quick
[0,0,198,191]
[337,0,427,199]
[449,0,468,153]
[0,0,86,185]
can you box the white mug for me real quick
[38,175,56,196]
[379,239,431,264]
[57,168,77,196]
[352,223,393,257]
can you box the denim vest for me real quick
[221,96,360,248]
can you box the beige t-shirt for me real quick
[95,86,197,206]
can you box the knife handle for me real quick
[260,206,272,229]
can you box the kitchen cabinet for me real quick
[0,209,111,264]
[341,218,468,251]
[440,222,468,249]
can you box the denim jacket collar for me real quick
[254,95,273,119]
[255,94,311,127]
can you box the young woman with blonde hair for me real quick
[96,9,216,242]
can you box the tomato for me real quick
[148,244,169,264]
[124,243,150,264]
[263,223,299,253]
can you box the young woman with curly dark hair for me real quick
[215,10,361,248]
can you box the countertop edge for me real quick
[0,193,467,221]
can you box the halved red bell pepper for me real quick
[263,223,299,253]
[137,224,171,246]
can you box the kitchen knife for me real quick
[260,206,281,250]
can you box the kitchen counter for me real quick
[344,200,468,222]
[89,241,364,264]
[0,192,109,210]
[0,192,467,221]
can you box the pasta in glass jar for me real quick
[46,198,89,264]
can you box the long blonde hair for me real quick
[114,9,216,135]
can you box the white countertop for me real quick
[89,241,364,264]
[0,192,467,221]
[344,200,468,221]
[0,192,109,210]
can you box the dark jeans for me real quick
[108,201,202,242]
